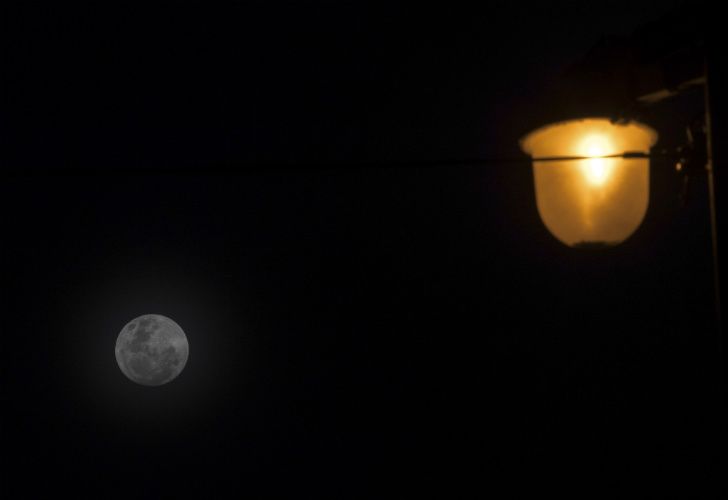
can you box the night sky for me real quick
[3,2,725,497]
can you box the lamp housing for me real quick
[520,118,658,247]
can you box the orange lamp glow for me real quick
[520,118,658,247]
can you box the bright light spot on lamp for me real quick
[520,118,658,248]
[580,135,614,186]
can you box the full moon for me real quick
[115,314,189,386]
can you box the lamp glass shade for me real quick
[520,118,658,247]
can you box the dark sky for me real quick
[6,1,692,166]
[3,2,725,498]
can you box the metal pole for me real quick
[703,57,722,333]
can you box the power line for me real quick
[3,151,679,176]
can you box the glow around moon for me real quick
[115,314,189,386]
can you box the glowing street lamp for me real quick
[520,118,658,247]
[514,10,722,326]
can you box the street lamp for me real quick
[514,10,721,326]
[520,118,657,248]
